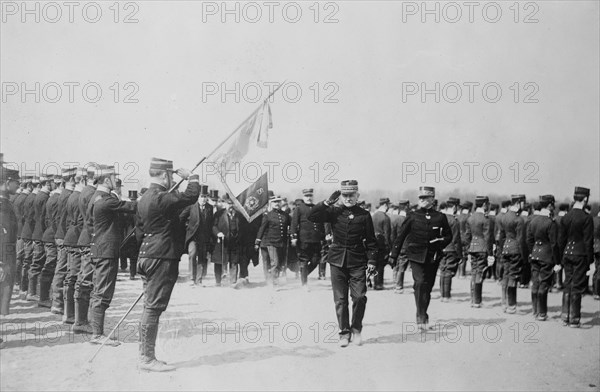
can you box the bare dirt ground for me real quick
[1,259,599,392]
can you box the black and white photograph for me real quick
[0,0,599,390]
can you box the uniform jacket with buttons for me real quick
[526,213,559,264]
[443,213,463,257]
[257,208,291,247]
[19,192,37,240]
[63,190,82,247]
[308,201,377,267]
[391,213,408,254]
[88,188,137,259]
[558,207,594,263]
[499,210,527,258]
[42,191,60,243]
[32,189,50,241]
[77,185,97,247]
[136,180,200,260]
[391,208,452,264]
[290,201,325,244]
[465,211,494,255]
[54,188,73,240]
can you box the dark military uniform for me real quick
[494,206,508,280]
[499,204,528,312]
[457,203,472,277]
[308,199,377,337]
[439,212,462,300]
[63,184,82,324]
[391,207,452,325]
[526,210,559,319]
[12,189,28,288]
[19,188,36,293]
[239,215,262,280]
[136,166,199,368]
[465,206,494,306]
[51,182,73,313]
[39,187,60,307]
[181,199,214,284]
[74,183,98,329]
[88,185,136,337]
[257,207,291,283]
[291,200,326,287]
[558,189,594,327]
[28,186,50,300]
[372,208,391,290]
[0,190,18,315]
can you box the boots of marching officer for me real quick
[569,293,582,328]
[531,291,539,318]
[561,291,571,326]
[139,309,174,372]
[395,272,405,294]
[536,292,548,321]
[73,296,92,334]
[506,286,517,314]
[89,307,120,346]
[26,274,39,301]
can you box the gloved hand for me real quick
[366,264,376,275]
[291,239,297,247]
[553,264,562,272]
[175,168,192,180]
[217,232,225,239]
[254,239,261,251]
[486,256,495,266]
[325,190,341,206]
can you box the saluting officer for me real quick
[308,180,377,347]
[465,196,495,308]
[372,197,391,290]
[498,194,528,313]
[87,166,137,345]
[391,186,451,330]
[527,194,560,321]
[136,158,199,371]
[438,198,463,302]
[290,188,326,291]
[558,186,594,328]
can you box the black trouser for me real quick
[188,241,208,282]
[90,258,119,335]
[330,263,367,335]
[410,260,439,324]
[20,239,34,291]
[439,251,459,298]
[562,255,590,324]
[521,256,531,286]
[374,247,388,288]
[298,243,321,285]
[531,259,554,316]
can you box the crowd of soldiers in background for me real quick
[1,159,599,350]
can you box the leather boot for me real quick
[506,286,517,313]
[26,275,39,301]
[501,284,508,310]
[398,272,404,289]
[536,292,548,321]
[531,292,538,317]
[63,285,75,324]
[475,283,483,305]
[73,298,92,334]
[569,293,582,327]
[446,276,453,299]
[300,265,308,286]
[139,323,174,372]
[561,292,571,325]
[38,278,52,308]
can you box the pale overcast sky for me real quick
[1,1,598,202]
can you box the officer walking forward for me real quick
[308,180,377,347]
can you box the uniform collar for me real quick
[475,207,485,214]
[97,185,111,194]
[149,183,167,191]
[540,209,551,217]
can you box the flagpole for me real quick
[120,81,285,250]
[168,81,286,192]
